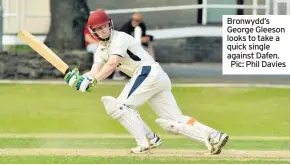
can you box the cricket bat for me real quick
[17,29,69,74]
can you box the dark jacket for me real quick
[119,20,149,47]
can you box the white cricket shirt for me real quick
[94,30,155,77]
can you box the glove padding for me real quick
[64,68,79,87]
[74,75,97,92]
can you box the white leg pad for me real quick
[101,96,126,119]
[156,118,207,143]
[136,111,155,139]
[101,96,150,148]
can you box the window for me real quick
[197,0,244,25]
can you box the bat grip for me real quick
[64,68,70,74]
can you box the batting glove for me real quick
[74,75,97,92]
[64,68,80,87]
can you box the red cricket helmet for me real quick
[88,9,110,30]
[87,9,113,41]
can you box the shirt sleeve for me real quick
[93,51,106,64]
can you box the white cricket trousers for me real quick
[117,63,190,123]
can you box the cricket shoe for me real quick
[206,131,229,155]
[130,145,150,154]
[130,134,162,154]
[149,133,162,149]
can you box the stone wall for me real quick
[153,37,222,63]
[0,51,92,79]
[0,36,222,79]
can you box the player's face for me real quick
[94,24,110,39]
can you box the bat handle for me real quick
[64,68,70,75]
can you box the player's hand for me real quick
[74,75,97,92]
[64,68,80,87]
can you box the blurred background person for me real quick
[84,8,102,55]
[120,13,155,59]
[84,22,99,55]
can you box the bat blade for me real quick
[17,29,69,74]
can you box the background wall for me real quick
[1,0,289,79]
[3,0,279,34]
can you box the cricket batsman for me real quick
[64,9,229,154]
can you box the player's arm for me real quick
[84,63,104,77]
[94,55,122,81]
[64,63,103,91]
[92,37,127,81]
[64,55,122,92]
[84,50,106,77]
[64,52,105,91]
[68,35,128,92]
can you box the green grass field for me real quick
[0,83,289,164]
